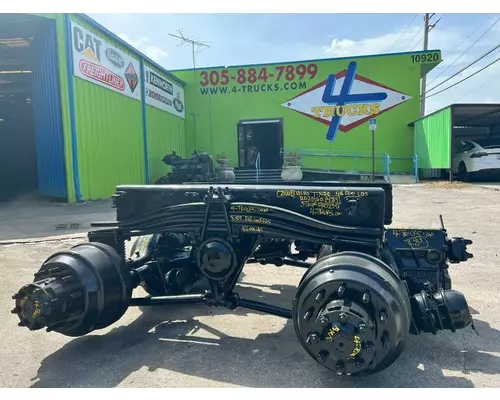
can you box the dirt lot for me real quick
[0,183,499,388]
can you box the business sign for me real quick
[145,67,185,119]
[71,20,141,101]
[282,61,411,142]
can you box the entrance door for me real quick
[237,119,283,169]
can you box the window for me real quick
[460,141,476,152]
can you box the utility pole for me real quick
[420,13,441,116]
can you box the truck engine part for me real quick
[12,182,475,376]
[154,150,216,184]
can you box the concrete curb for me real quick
[0,232,88,245]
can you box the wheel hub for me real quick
[305,299,376,375]
[196,238,237,281]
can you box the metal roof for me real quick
[450,103,500,127]
[409,103,500,127]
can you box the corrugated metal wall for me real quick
[414,106,452,169]
[145,63,186,183]
[146,107,186,183]
[71,16,145,200]
[55,14,76,203]
[32,18,67,198]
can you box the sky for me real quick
[88,13,500,115]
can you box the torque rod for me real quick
[129,293,293,320]
[129,294,205,306]
[237,298,292,319]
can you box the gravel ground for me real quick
[0,183,499,388]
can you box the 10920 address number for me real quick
[410,53,440,63]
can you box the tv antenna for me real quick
[168,29,210,71]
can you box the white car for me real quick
[452,140,500,180]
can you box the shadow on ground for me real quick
[29,282,500,388]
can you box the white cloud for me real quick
[323,26,463,58]
[322,21,500,114]
[116,33,169,63]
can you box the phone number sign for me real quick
[199,63,318,87]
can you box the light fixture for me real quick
[0,37,30,47]
[0,70,32,74]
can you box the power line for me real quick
[453,69,500,103]
[390,14,418,51]
[448,15,493,56]
[426,53,500,99]
[402,24,424,51]
[425,41,500,95]
[427,16,500,86]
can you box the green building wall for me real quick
[48,13,186,202]
[173,51,441,175]
[30,14,441,201]
[413,106,452,169]
[68,15,145,200]
[145,62,187,183]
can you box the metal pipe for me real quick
[129,294,205,306]
[64,14,83,202]
[140,57,150,184]
[238,298,292,319]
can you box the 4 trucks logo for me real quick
[71,21,141,100]
[282,61,412,142]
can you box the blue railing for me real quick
[414,154,419,183]
[282,148,391,179]
[255,152,261,182]
[384,155,419,183]
[280,148,420,182]
[254,149,419,183]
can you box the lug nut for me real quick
[380,311,388,324]
[381,333,390,349]
[315,290,325,303]
[355,359,365,369]
[339,312,348,324]
[306,332,321,345]
[319,317,329,326]
[358,323,366,333]
[362,292,370,304]
[337,284,346,297]
[317,351,328,363]
[336,362,345,375]
[364,343,374,354]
